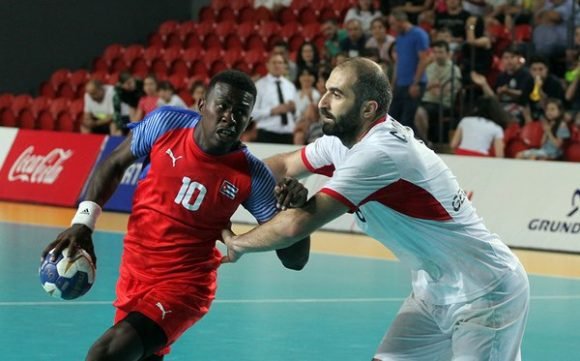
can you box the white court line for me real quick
[2,295,580,307]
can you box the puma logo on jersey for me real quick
[155,302,172,320]
[166,149,183,167]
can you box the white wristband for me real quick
[71,201,102,231]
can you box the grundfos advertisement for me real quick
[0,130,105,206]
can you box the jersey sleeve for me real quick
[128,107,200,158]
[301,135,340,176]
[242,152,278,223]
[321,146,399,211]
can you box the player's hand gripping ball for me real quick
[39,247,95,300]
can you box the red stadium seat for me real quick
[288,33,306,52]
[50,98,70,118]
[89,71,109,84]
[164,33,183,49]
[170,58,190,77]
[223,49,243,66]
[110,57,129,73]
[281,22,301,40]
[0,108,17,127]
[195,22,215,38]
[298,6,319,25]
[69,69,89,89]
[39,82,56,98]
[233,60,252,74]
[191,60,209,78]
[123,45,145,67]
[319,6,339,22]
[198,6,216,23]
[131,59,150,79]
[183,47,203,64]
[253,62,268,77]
[108,72,120,85]
[163,47,183,65]
[103,44,124,64]
[143,46,163,63]
[37,110,55,131]
[563,142,580,162]
[258,22,281,43]
[49,69,71,88]
[158,20,180,38]
[168,74,188,91]
[179,21,197,39]
[31,97,51,115]
[290,0,310,11]
[216,22,236,40]
[224,33,245,51]
[92,56,108,73]
[204,48,224,65]
[245,49,266,67]
[148,33,164,48]
[245,33,266,51]
[150,58,168,77]
[238,22,257,41]
[302,23,321,41]
[203,33,223,50]
[18,106,37,129]
[521,121,544,148]
[57,83,76,100]
[210,60,228,76]
[178,89,194,107]
[503,123,520,144]
[184,33,203,49]
[70,98,85,121]
[216,7,237,23]
[56,112,77,132]
[254,6,274,23]
[0,93,13,109]
[237,6,255,23]
[505,138,529,158]
[278,7,297,24]
[12,95,33,112]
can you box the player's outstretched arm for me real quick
[264,149,310,183]
[41,135,138,265]
[273,177,310,270]
[222,192,349,264]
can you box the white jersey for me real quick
[302,117,520,305]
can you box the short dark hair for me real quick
[208,69,257,100]
[502,45,523,57]
[431,40,450,52]
[529,55,548,68]
[157,81,174,92]
[338,57,392,117]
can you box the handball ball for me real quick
[39,247,95,300]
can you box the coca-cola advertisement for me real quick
[0,130,106,206]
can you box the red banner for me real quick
[0,130,105,206]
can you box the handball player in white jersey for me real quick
[222,57,529,361]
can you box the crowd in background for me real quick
[72,0,580,161]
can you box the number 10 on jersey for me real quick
[174,177,207,211]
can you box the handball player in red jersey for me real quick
[42,70,310,361]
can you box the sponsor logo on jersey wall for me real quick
[527,189,580,234]
[0,130,105,206]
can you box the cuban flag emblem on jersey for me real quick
[220,180,238,200]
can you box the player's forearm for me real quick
[85,159,126,206]
[233,208,311,254]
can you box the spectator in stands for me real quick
[366,17,395,63]
[252,54,298,144]
[272,41,298,82]
[82,79,115,135]
[157,81,187,108]
[391,0,434,25]
[133,75,158,122]
[316,65,332,97]
[461,15,493,109]
[471,47,533,124]
[533,0,574,61]
[344,0,383,33]
[296,41,320,75]
[389,9,430,129]
[488,0,525,30]
[451,96,508,157]
[340,19,368,58]
[414,40,462,144]
[190,80,207,112]
[113,71,144,135]
[292,67,321,145]
[523,56,565,122]
[462,0,489,16]
[333,52,349,67]
[253,0,290,12]
[321,19,348,61]
[517,98,571,159]
[434,0,471,44]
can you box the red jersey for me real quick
[122,107,278,282]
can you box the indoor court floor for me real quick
[1,201,579,360]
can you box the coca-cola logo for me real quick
[8,146,73,184]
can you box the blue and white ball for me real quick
[39,247,95,300]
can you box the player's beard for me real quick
[320,104,361,141]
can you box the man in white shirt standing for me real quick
[252,54,298,144]
[222,57,529,361]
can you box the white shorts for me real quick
[374,263,529,361]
